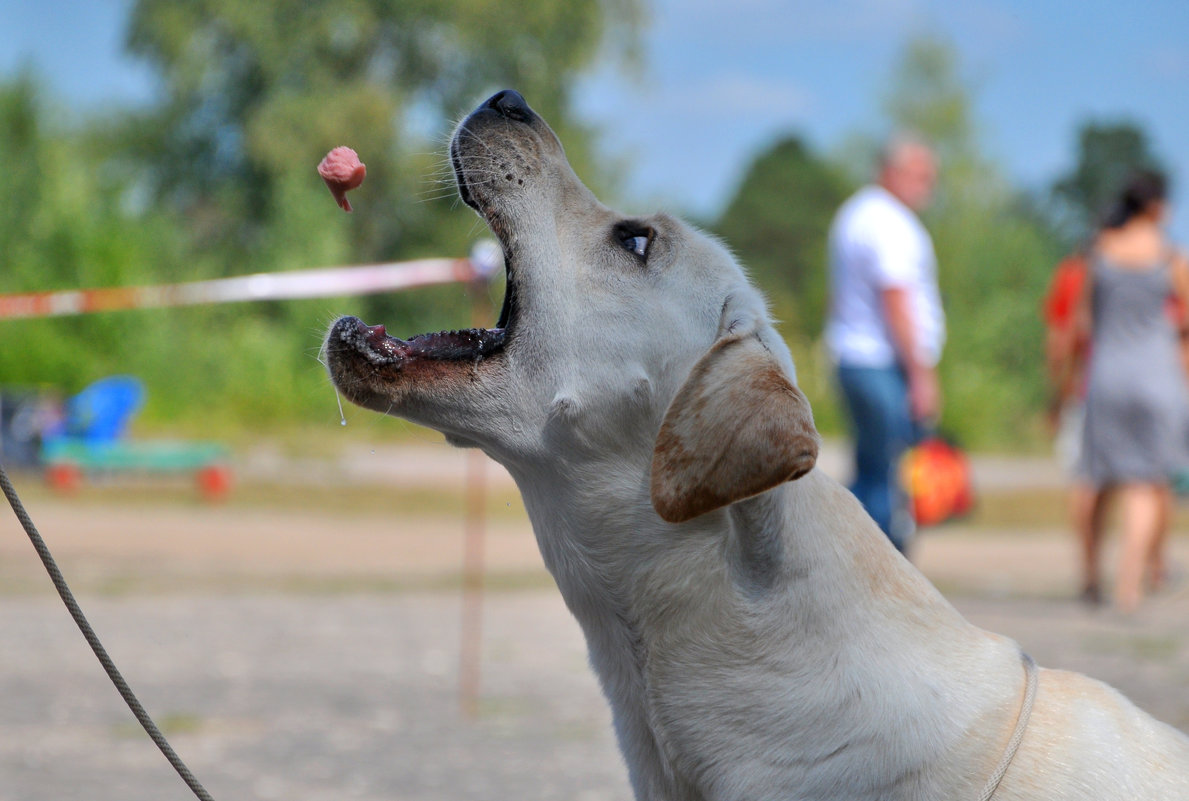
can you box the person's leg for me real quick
[1114,482,1164,613]
[1070,482,1108,604]
[1147,485,1172,592]
[836,364,913,552]
[836,365,891,534]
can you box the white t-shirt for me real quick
[825,184,945,368]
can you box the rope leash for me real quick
[0,462,216,801]
[977,651,1039,801]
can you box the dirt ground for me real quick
[1,441,1188,801]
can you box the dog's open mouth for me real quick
[332,232,516,368]
[332,91,530,370]
[336,314,508,366]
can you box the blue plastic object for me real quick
[63,375,145,444]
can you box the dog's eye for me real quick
[616,226,652,259]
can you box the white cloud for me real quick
[669,73,813,118]
[652,0,1026,55]
[654,0,924,46]
[1145,45,1189,80]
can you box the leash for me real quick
[0,461,216,801]
[977,651,1039,801]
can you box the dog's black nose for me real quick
[485,90,532,122]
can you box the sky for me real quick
[2,0,1187,240]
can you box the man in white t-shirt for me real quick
[825,137,944,554]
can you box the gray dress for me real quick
[1080,253,1189,485]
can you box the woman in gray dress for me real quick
[1075,170,1189,612]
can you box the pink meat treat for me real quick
[318,146,367,212]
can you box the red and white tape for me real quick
[0,258,480,320]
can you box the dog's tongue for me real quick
[317,146,366,212]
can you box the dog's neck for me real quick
[507,457,1025,800]
[727,472,934,620]
[511,459,931,634]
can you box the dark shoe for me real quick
[1079,584,1103,606]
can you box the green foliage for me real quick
[0,24,1154,455]
[713,136,851,335]
[881,37,975,165]
[710,135,853,442]
[0,77,318,435]
[927,197,1064,449]
[0,77,180,395]
[122,0,642,264]
[0,3,641,438]
[1050,122,1165,243]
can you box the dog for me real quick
[324,90,1189,800]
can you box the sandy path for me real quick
[1,442,1187,800]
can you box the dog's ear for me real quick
[651,334,819,523]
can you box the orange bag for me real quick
[901,435,975,527]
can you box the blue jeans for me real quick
[836,364,917,553]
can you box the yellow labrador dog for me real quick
[325,91,1189,800]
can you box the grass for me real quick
[963,488,1069,531]
[7,466,528,519]
[966,486,1189,533]
[18,457,1189,533]
[1082,632,1183,664]
[0,562,558,599]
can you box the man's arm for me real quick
[881,286,940,423]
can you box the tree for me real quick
[879,35,1011,213]
[0,76,197,402]
[1050,122,1164,242]
[92,0,649,431]
[714,135,850,336]
[881,37,975,167]
[0,4,649,435]
[121,0,644,273]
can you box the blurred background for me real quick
[0,0,1185,447]
[1,3,1188,800]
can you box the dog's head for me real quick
[325,90,818,522]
